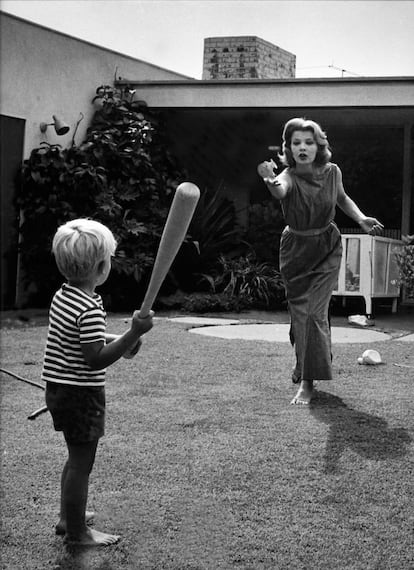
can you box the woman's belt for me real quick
[285,222,333,236]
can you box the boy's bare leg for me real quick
[56,508,95,534]
[56,458,70,532]
[290,379,314,405]
[56,456,95,534]
[62,440,120,546]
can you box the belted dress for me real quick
[279,162,343,382]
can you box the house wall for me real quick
[0,12,190,159]
[0,12,190,308]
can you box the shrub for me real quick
[17,142,108,303]
[396,234,414,299]
[16,85,188,307]
[200,254,286,310]
[181,292,248,313]
[156,290,247,313]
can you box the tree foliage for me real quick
[396,234,414,299]
[17,85,187,306]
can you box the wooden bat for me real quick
[122,181,201,359]
[138,181,200,317]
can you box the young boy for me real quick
[42,218,153,546]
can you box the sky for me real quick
[2,0,414,79]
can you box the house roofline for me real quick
[115,76,414,87]
[114,76,414,110]
[0,10,194,80]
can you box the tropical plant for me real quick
[396,234,414,299]
[189,185,243,265]
[171,185,244,291]
[200,254,286,309]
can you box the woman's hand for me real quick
[257,160,289,199]
[359,217,384,236]
[257,159,278,180]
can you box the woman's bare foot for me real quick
[290,380,314,405]
[56,510,95,535]
[63,527,120,547]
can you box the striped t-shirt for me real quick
[41,284,107,386]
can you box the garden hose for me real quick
[0,367,48,420]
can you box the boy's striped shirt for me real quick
[41,284,107,386]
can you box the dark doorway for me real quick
[158,108,405,236]
[1,115,25,309]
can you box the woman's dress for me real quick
[279,162,343,382]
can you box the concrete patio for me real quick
[167,304,414,343]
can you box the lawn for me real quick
[1,314,413,570]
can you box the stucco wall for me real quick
[0,12,191,308]
[0,12,190,158]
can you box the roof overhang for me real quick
[116,76,414,110]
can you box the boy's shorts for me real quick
[46,382,105,444]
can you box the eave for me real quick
[115,76,414,109]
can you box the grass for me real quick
[1,314,413,570]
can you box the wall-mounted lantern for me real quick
[39,115,70,136]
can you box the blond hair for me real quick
[279,117,332,167]
[52,218,117,280]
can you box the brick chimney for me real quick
[202,36,296,80]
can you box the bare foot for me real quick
[290,380,314,405]
[63,527,120,547]
[56,510,95,535]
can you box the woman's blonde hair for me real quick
[52,218,117,280]
[279,117,332,167]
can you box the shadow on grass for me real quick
[53,545,88,570]
[53,544,117,570]
[309,390,412,474]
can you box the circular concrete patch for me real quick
[189,323,392,343]
[394,332,414,342]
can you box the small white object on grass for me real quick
[348,315,375,327]
[357,349,383,365]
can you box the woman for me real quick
[257,118,383,405]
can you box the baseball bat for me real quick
[138,181,200,318]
